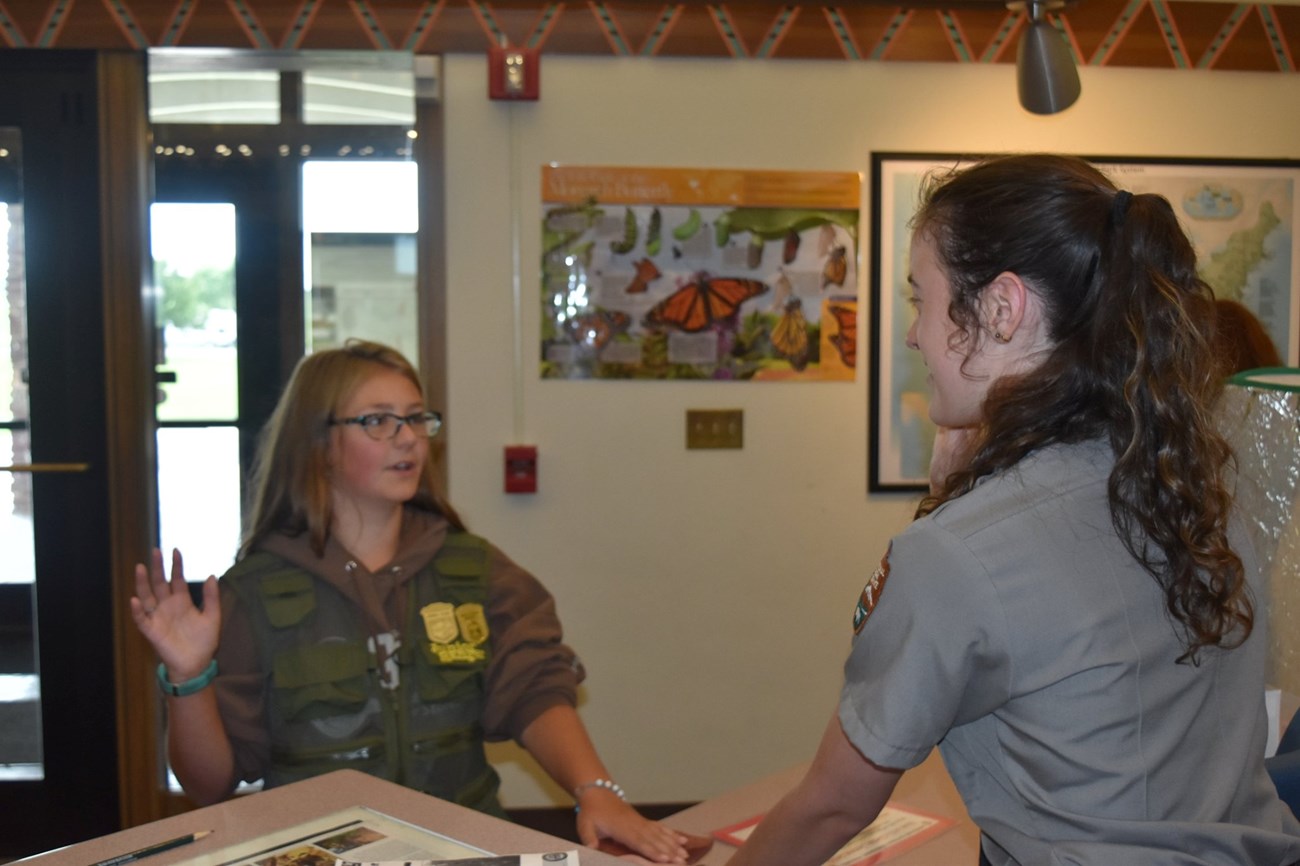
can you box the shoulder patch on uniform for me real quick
[853,542,892,634]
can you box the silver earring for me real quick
[994,330,1006,343]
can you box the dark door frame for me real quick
[0,48,155,858]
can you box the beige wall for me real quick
[440,55,1300,807]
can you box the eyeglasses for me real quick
[330,410,443,441]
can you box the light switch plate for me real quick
[686,409,743,449]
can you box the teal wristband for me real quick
[157,659,218,697]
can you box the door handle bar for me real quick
[0,463,91,473]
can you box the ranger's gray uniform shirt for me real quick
[839,439,1300,865]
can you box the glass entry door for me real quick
[0,50,139,858]
[0,127,40,782]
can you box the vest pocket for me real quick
[258,572,317,628]
[413,661,483,703]
[272,639,371,721]
[411,723,480,757]
[269,737,387,783]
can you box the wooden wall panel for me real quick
[0,0,1293,73]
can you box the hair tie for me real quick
[1111,190,1133,226]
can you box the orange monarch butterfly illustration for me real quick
[624,257,661,294]
[566,309,630,351]
[643,273,768,333]
[770,297,810,371]
[826,303,857,367]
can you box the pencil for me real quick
[90,830,214,866]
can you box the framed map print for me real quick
[869,152,1300,492]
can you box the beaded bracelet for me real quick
[573,778,627,812]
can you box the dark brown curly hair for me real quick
[913,154,1251,664]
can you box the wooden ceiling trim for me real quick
[823,6,865,58]
[709,5,752,55]
[122,0,197,46]
[869,8,913,58]
[280,0,327,49]
[467,1,507,46]
[1167,0,1230,61]
[158,0,200,47]
[767,4,837,56]
[403,1,446,51]
[352,0,397,49]
[1103,2,1177,66]
[976,10,1019,62]
[1211,4,1285,68]
[886,8,965,60]
[938,10,974,61]
[1057,15,1086,64]
[467,2,545,47]
[58,0,130,48]
[283,0,323,50]
[103,0,150,48]
[637,5,684,55]
[1197,3,1254,67]
[589,1,634,53]
[1258,4,1296,69]
[2,0,40,46]
[1148,0,1191,66]
[0,4,28,48]
[37,0,73,47]
[1,1,32,45]
[167,0,252,49]
[485,3,550,44]
[0,0,1292,74]
[361,0,438,51]
[226,0,275,48]
[1275,4,1300,66]
[753,4,799,57]
[1089,0,1148,65]
[524,4,564,49]
[642,4,730,55]
[531,3,609,53]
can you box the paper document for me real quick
[714,804,953,865]
[338,855,579,866]
[173,807,495,866]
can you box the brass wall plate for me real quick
[686,409,743,449]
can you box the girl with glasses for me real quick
[131,339,691,863]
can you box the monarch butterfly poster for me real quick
[541,165,861,381]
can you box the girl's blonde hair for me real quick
[240,339,464,558]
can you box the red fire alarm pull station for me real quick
[504,445,538,494]
[488,45,539,101]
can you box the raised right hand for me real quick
[130,548,220,683]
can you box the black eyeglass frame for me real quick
[329,410,444,440]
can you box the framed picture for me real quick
[869,152,1300,492]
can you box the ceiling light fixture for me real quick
[1011,0,1080,115]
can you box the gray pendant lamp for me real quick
[1014,0,1081,114]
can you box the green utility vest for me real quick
[224,532,505,817]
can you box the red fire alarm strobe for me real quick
[488,45,539,101]
[504,445,538,494]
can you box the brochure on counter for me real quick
[715,804,953,865]
[170,806,577,866]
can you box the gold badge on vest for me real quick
[421,602,490,663]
